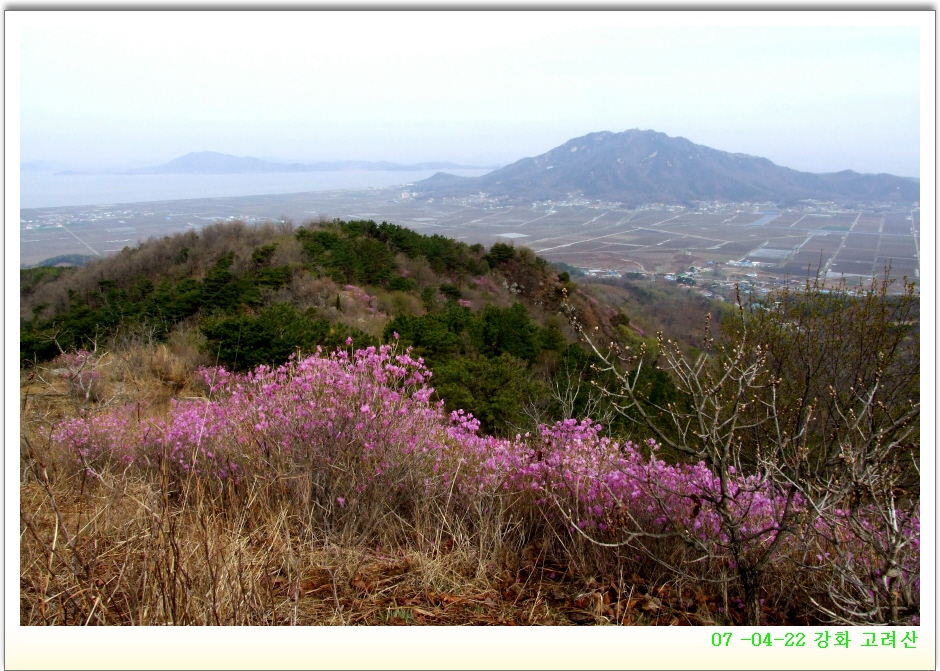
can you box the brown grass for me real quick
[19,336,814,627]
[19,451,724,627]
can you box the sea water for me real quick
[19,168,492,209]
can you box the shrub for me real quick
[200,303,375,371]
[387,276,418,293]
[438,283,462,301]
[485,242,516,266]
[44,343,917,628]
[569,273,920,625]
[432,353,544,436]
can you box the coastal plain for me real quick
[20,187,920,292]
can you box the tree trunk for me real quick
[739,564,763,626]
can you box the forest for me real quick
[19,217,919,626]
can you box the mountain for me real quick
[124,151,489,175]
[413,129,919,206]
[127,151,303,174]
[21,160,60,172]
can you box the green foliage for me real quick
[372,221,488,276]
[34,254,95,267]
[201,303,375,371]
[296,219,486,286]
[475,303,542,362]
[537,324,567,352]
[432,354,545,436]
[296,229,360,283]
[387,276,418,293]
[200,255,251,312]
[551,343,681,443]
[19,327,60,364]
[615,324,658,362]
[484,242,516,266]
[385,303,472,364]
[438,283,462,301]
[552,261,584,278]
[610,310,630,328]
[386,302,562,367]
[21,244,294,363]
[385,301,570,436]
[557,271,571,284]
[250,243,278,265]
[420,286,437,312]
[355,237,398,286]
[21,266,75,299]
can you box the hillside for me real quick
[19,216,919,628]
[22,217,695,437]
[414,129,919,205]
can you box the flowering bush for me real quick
[56,344,445,499]
[445,415,799,566]
[47,345,919,621]
[50,349,106,403]
[50,403,142,469]
[343,284,381,315]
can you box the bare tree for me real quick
[518,350,617,433]
[562,273,919,625]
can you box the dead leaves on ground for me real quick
[565,577,721,626]
[261,552,733,626]
[349,556,412,594]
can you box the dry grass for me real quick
[19,452,726,627]
[20,435,710,626]
[19,338,810,627]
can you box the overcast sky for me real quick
[15,12,925,176]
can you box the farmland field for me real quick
[20,188,920,290]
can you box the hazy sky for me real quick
[15,12,925,176]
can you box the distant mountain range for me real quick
[413,129,919,206]
[21,160,60,172]
[113,152,491,175]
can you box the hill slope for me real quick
[24,218,691,436]
[415,129,919,205]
